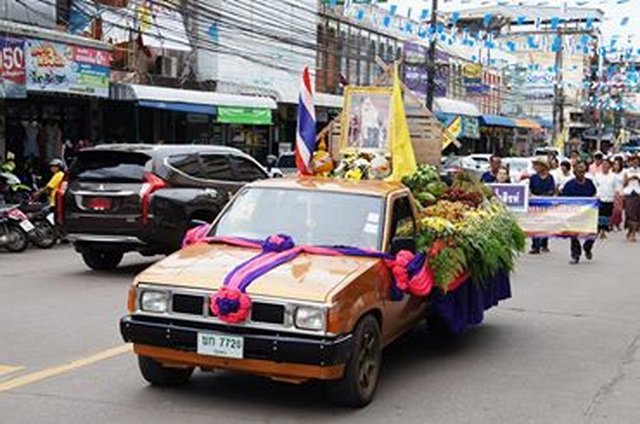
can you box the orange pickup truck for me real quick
[120,177,506,407]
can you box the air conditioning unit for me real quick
[159,56,178,78]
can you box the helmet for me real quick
[49,158,64,168]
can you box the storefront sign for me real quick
[217,107,272,125]
[25,39,110,97]
[0,36,26,99]
[517,197,598,238]
[488,184,529,212]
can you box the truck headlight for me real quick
[140,290,170,313]
[294,306,326,331]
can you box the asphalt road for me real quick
[1,236,639,423]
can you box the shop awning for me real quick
[480,115,516,128]
[515,118,542,130]
[138,100,215,115]
[536,118,553,129]
[111,83,277,111]
[434,97,481,117]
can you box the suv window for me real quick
[230,156,267,182]
[390,196,415,241]
[198,154,234,180]
[167,154,200,176]
[70,151,150,182]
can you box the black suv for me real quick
[58,144,268,270]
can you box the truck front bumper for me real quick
[120,315,353,381]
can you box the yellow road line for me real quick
[0,345,132,392]
[0,365,24,376]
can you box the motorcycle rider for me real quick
[33,159,65,208]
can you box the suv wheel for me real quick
[81,249,123,270]
[328,315,382,408]
[138,356,194,387]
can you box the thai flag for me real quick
[295,66,316,176]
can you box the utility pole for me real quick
[552,28,564,142]
[426,0,438,111]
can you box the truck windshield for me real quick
[213,188,385,250]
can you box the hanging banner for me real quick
[25,39,111,97]
[517,197,599,238]
[0,36,27,99]
[442,115,462,150]
[403,42,448,100]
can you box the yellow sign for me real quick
[442,116,462,150]
[462,64,482,79]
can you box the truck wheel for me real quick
[81,249,123,270]
[138,356,194,387]
[328,315,382,408]
[5,224,28,253]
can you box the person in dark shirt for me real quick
[529,157,556,254]
[481,155,501,183]
[562,163,598,265]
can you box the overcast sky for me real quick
[387,0,637,48]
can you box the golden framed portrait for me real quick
[340,86,393,154]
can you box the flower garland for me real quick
[182,227,435,324]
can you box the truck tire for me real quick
[138,356,194,387]
[81,249,123,270]
[328,315,382,408]
[5,224,28,253]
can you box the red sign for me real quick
[0,36,26,98]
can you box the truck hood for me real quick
[135,243,380,302]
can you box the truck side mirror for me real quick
[390,237,416,256]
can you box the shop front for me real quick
[108,84,278,163]
[0,24,111,174]
[479,115,517,155]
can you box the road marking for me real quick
[0,345,132,392]
[0,365,24,376]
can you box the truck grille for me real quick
[170,293,286,325]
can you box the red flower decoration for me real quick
[210,287,252,324]
[391,250,435,297]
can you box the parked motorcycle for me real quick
[0,160,32,204]
[19,202,57,249]
[0,205,35,253]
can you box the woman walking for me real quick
[594,160,616,239]
[623,154,640,242]
[612,158,625,231]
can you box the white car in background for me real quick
[502,157,535,183]
[461,154,492,173]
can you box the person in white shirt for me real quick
[594,160,616,239]
[611,158,625,231]
[623,155,640,242]
[553,160,573,190]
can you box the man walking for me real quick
[529,157,556,254]
[561,163,597,265]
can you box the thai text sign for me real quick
[488,184,529,212]
[0,36,26,98]
[517,197,598,238]
[25,39,110,97]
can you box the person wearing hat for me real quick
[529,156,556,254]
[33,158,65,208]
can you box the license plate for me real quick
[87,197,112,211]
[46,213,55,225]
[19,219,35,232]
[197,333,244,359]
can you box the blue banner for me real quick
[488,184,529,212]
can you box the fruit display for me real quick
[403,167,525,290]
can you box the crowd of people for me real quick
[481,150,640,264]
